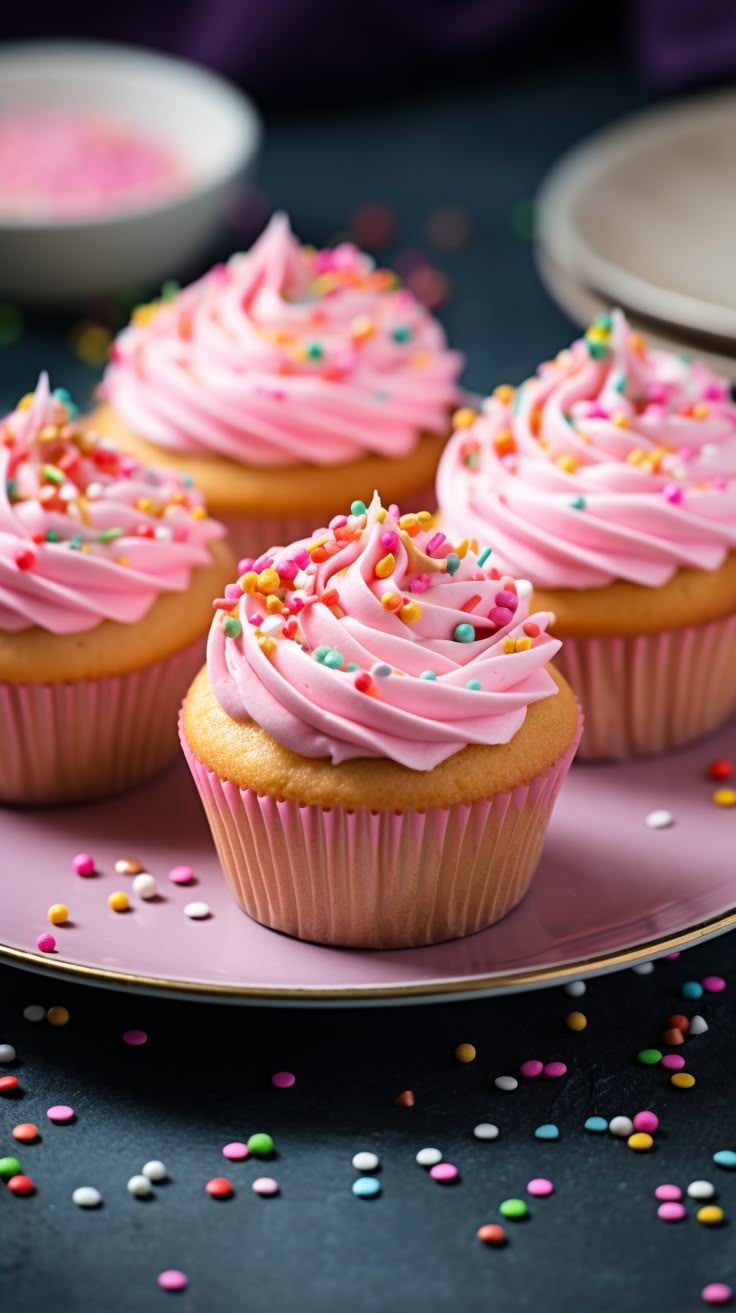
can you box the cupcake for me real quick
[93,213,464,561]
[436,310,736,760]
[180,493,581,948]
[0,374,233,805]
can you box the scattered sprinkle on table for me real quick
[222,1142,249,1161]
[0,1043,16,1063]
[499,1198,528,1220]
[657,1202,686,1221]
[662,1054,686,1071]
[473,1124,499,1141]
[690,1015,709,1035]
[627,1133,654,1151]
[702,1284,732,1306]
[12,1124,38,1143]
[394,1090,415,1107]
[169,865,194,885]
[671,1072,696,1089]
[430,1163,459,1183]
[454,1043,476,1063]
[0,1075,19,1093]
[352,1151,379,1172]
[416,1148,443,1167]
[564,980,586,997]
[108,891,129,912]
[184,901,210,920]
[527,1178,554,1197]
[252,1177,279,1196]
[697,1206,725,1226]
[689,1181,716,1200]
[703,976,726,993]
[0,1156,22,1178]
[205,1177,233,1199]
[585,1117,608,1133]
[654,1184,682,1201]
[247,1133,274,1156]
[72,852,95,876]
[47,1105,74,1123]
[637,1049,662,1065]
[495,1076,518,1092]
[632,962,655,975]
[7,1174,34,1196]
[609,1117,634,1137]
[47,1006,70,1027]
[158,1271,188,1293]
[534,1124,559,1140]
[127,1174,153,1198]
[709,759,733,781]
[645,810,674,829]
[47,903,68,925]
[713,789,736,807]
[122,1029,148,1046]
[115,857,144,876]
[142,1161,167,1182]
[36,933,55,953]
[682,981,704,1000]
[271,1071,295,1088]
[73,1186,101,1208]
[712,1150,736,1169]
[543,1062,567,1079]
[565,1011,587,1031]
[353,1177,381,1198]
[477,1224,506,1245]
[633,1111,659,1133]
[133,874,157,899]
[520,1059,544,1078]
[23,1005,45,1023]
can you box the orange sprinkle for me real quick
[493,384,515,405]
[629,332,647,357]
[454,538,470,559]
[258,636,276,657]
[310,547,329,563]
[693,403,710,419]
[320,588,340,607]
[452,407,477,429]
[461,594,482,613]
[493,428,516,457]
[381,592,403,613]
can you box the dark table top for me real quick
[2,46,736,1313]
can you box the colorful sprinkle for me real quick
[7,1175,34,1196]
[157,1271,188,1293]
[252,1177,279,1196]
[519,1059,544,1078]
[682,981,704,999]
[47,903,69,925]
[72,1186,102,1208]
[114,857,143,875]
[0,1076,19,1093]
[47,1006,70,1027]
[671,1072,696,1089]
[712,1150,736,1169]
[701,1284,732,1305]
[271,1070,295,1088]
[527,1178,554,1197]
[565,1011,587,1031]
[499,1198,528,1220]
[454,1043,476,1063]
[183,901,210,919]
[543,1062,567,1079]
[688,1181,716,1200]
[697,1206,725,1226]
[12,1124,38,1143]
[713,789,736,807]
[703,976,726,993]
[222,1142,249,1161]
[609,1117,634,1137]
[35,933,56,953]
[645,810,674,829]
[628,1133,654,1151]
[657,1202,686,1221]
[122,1029,148,1046]
[654,1184,682,1201]
[633,1111,659,1133]
[708,759,733,781]
[108,891,129,912]
[205,1177,233,1199]
[416,1148,443,1167]
[534,1125,560,1141]
[72,852,95,876]
[637,1049,662,1065]
[47,1105,74,1123]
[473,1124,499,1141]
[0,1156,22,1178]
[352,1152,379,1172]
[352,1177,381,1198]
[584,1117,608,1133]
[477,1224,507,1245]
[247,1132,274,1156]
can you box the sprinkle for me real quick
[628,1133,654,1151]
[133,873,157,899]
[430,1163,459,1183]
[420,670,437,681]
[73,1186,102,1207]
[248,1132,274,1156]
[168,865,194,885]
[23,1005,45,1022]
[416,1148,443,1167]
[637,1049,662,1065]
[108,891,129,912]
[655,1184,682,1201]
[609,1117,634,1137]
[12,1124,38,1143]
[565,1011,587,1031]
[535,1125,560,1141]
[0,1076,19,1092]
[115,857,143,875]
[663,1026,684,1045]
[73,852,95,876]
[454,623,475,643]
[394,1090,415,1107]
[445,553,461,575]
[352,1152,379,1172]
[272,1070,295,1088]
[477,1224,506,1245]
[371,662,393,678]
[0,1156,21,1178]
[392,326,412,343]
[645,810,674,829]
[584,1117,608,1133]
[709,759,733,781]
[350,500,367,516]
[184,902,210,919]
[454,1043,476,1063]
[520,1060,544,1078]
[7,1175,34,1196]
[223,1142,249,1160]
[543,1062,567,1079]
[701,1284,732,1305]
[564,980,587,997]
[122,1029,148,1046]
[671,1073,696,1089]
[47,1006,70,1027]
[157,1271,188,1292]
[205,1177,233,1199]
[36,933,56,953]
[473,1124,499,1140]
[477,547,492,567]
[570,496,586,510]
[657,1202,686,1221]
[142,1161,167,1181]
[47,1105,74,1123]
[0,1044,15,1063]
[452,407,478,429]
[224,617,242,638]
[688,1181,716,1200]
[690,1015,708,1035]
[127,1174,153,1198]
[47,903,68,926]
[682,981,704,1000]
[527,1178,554,1197]
[661,1055,686,1070]
[252,1177,279,1196]
[499,1199,528,1220]
[353,1177,381,1198]
[633,1111,659,1133]
[713,1150,736,1169]
[713,789,736,807]
[494,1076,518,1092]
[697,1206,725,1226]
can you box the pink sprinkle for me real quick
[122,1029,148,1046]
[157,1271,188,1293]
[47,1104,74,1123]
[252,1177,279,1196]
[381,530,399,551]
[633,1111,659,1134]
[647,383,668,404]
[663,483,683,504]
[293,549,309,569]
[249,613,263,626]
[224,583,241,600]
[388,504,400,519]
[278,559,299,580]
[168,865,194,885]
[410,576,429,593]
[73,852,95,876]
[662,1054,686,1071]
[119,456,138,477]
[666,952,681,960]
[329,515,348,530]
[36,933,56,953]
[253,555,273,573]
[702,1284,733,1305]
[655,1184,682,1202]
[489,606,513,627]
[586,402,610,419]
[527,1178,554,1197]
[703,976,726,993]
[271,1071,295,1089]
[430,1162,458,1183]
[237,558,255,574]
[543,1062,567,1079]
[519,1059,544,1079]
[222,1142,249,1161]
[677,445,697,462]
[704,382,728,400]
[658,1202,686,1221]
[426,532,445,556]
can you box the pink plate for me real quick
[1,721,735,1004]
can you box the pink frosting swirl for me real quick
[101,212,463,467]
[437,310,736,589]
[0,375,224,635]
[207,493,561,770]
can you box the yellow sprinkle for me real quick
[258,636,276,657]
[515,637,532,652]
[627,1133,653,1151]
[417,510,432,523]
[131,302,162,326]
[115,558,130,568]
[375,553,395,579]
[455,539,470,559]
[46,1006,70,1027]
[454,1043,476,1064]
[47,903,68,926]
[713,788,736,807]
[240,572,259,593]
[586,325,609,344]
[39,425,59,443]
[555,454,578,473]
[452,407,477,429]
[108,891,129,912]
[311,273,338,296]
[266,595,284,614]
[502,638,516,654]
[17,393,34,411]
[693,403,710,419]
[626,448,646,466]
[375,508,387,523]
[306,536,329,554]
[399,514,420,535]
[257,568,280,595]
[493,428,516,456]
[136,498,153,513]
[612,413,631,429]
[192,506,206,520]
[351,315,375,341]
[577,429,592,444]
[493,384,515,405]
[565,1011,587,1032]
[697,1206,724,1226]
[670,1072,696,1089]
[400,601,422,624]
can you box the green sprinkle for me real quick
[350,500,367,516]
[612,374,627,394]
[391,325,412,343]
[346,663,360,672]
[313,645,332,664]
[305,342,323,360]
[463,451,480,469]
[477,547,492,567]
[454,623,475,643]
[499,1198,528,1220]
[45,529,60,543]
[161,279,181,301]
[224,617,242,639]
[513,383,525,416]
[42,464,64,486]
[5,480,18,501]
[247,1132,274,1156]
[0,304,24,346]
[637,1048,663,1066]
[445,553,461,576]
[68,536,83,550]
[466,679,481,690]
[420,670,437,681]
[0,1157,22,1179]
[97,528,123,543]
[570,496,586,510]
[323,649,344,670]
[595,312,612,332]
[586,340,610,361]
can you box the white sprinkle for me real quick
[294,570,310,589]
[371,662,393,678]
[515,579,532,600]
[473,1123,500,1140]
[73,1186,102,1208]
[689,1015,708,1035]
[142,1160,167,1182]
[631,962,655,975]
[687,1180,716,1200]
[127,1174,153,1198]
[85,482,103,500]
[645,809,674,829]
[351,1151,379,1172]
[0,1044,16,1063]
[564,980,586,997]
[609,1116,634,1138]
[132,873,157,900]
[260,615,284,638]
[23,1005,46,1023]
[700,443,719,460]
[252,1177,279,1195]
[154,526,172,542]
[59,484,77,502]
[494,1076,518,1092]
[184,902,210,920]
[416,1148,443,1167]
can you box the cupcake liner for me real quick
[554,613,736,760]
[0,639,205,806]
[180,708,582,949]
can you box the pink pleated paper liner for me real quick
[180,707,582,949]
[0,639,205,806]
[554,612,736,761]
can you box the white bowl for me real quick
[0,40,262,303]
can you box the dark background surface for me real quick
[1,44,736,1313]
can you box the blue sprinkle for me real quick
[681,981,704,1000]
[391,325,412,343]
[453,623,475,643]
[313,645,331,664]
[534,1124,559,1141]
[350,500,367,516]
[713,1150,736,1169]
[584,1117,608,1133]
[466,679,481,691]
[52,386,78,417]
[445,553,461,576]
[420,671,437,681]
[477,547,492,567]
[68,535,83,550]
[352,1177,381,1199]
[323,649,344,670]
[346,663,360,672]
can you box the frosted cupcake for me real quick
[94,213,463,559]
[180,493,581,948]
[0,374,232,805]
[436,310,736,759]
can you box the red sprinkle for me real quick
[355,672,372,693]
[477,1223,506,1245]
[0,1076,19,1093]
[205,1177,233,1199]
[708,759,733,781]
[668,1014,690,1033]
[7,1174,34,1195]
